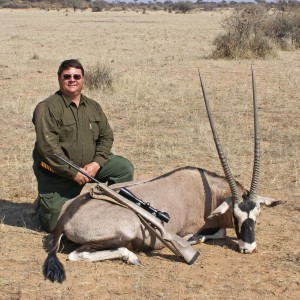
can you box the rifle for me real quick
[119,187,170,223]
[54,154,200,265]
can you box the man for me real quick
[32,59,134,232]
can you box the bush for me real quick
[211,31,276,59]
[266,9,300,50]
[2,1,31,9]
[91,0,106,12]
[211,6,276,59]
[84,62,115,91]
[211,4,300,59]
[172,1,194,14]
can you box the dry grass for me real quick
[0,8,299,300]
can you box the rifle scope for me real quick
[119,188,170,223]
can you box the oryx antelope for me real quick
[43,67,281,283]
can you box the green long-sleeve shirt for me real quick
[32,91,114,179]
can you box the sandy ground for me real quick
[0,8,299,300]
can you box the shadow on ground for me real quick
[0,199,41,230]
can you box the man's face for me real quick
[58,67,84,98]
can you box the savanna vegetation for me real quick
[0,6,299,300]
[1,0,300,59]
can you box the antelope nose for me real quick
[238,240,257,254]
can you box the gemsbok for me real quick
[43,66,281,282]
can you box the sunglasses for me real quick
[62,74,82,80]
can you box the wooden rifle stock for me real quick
[54,154,200,264]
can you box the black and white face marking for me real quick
[233,200,261,253]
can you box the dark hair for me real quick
[57,59,84,77]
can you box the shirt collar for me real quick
[56,91,86,107]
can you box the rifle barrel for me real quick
[54,154,100,184]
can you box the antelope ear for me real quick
[206,198,233,219]
[257,195,285,207]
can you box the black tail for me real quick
[43,252,66,283]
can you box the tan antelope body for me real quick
[43,67,281,283]
[57,167,244,250]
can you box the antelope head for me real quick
[199,66,261,254]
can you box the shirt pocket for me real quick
[60,117,77,142]
[88,115,101,141]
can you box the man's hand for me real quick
[84,162,100,177]
[73,168,91,185]
[73,162,100,186]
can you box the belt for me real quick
[40,161,55,173]
[39,161,60,178]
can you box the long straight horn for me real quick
[249,65,260,201]
[198,69,243,204]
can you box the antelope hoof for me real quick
[121,249,141,266]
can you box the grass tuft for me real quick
[84,62,116,91]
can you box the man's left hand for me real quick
[84,162,101,178]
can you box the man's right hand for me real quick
[73,168,90,185]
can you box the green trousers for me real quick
[33,154,134,232]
